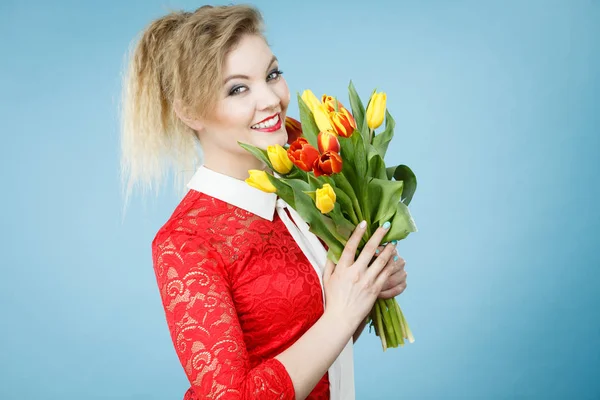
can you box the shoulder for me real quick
[152,189,228,250]
[151,190,230,282]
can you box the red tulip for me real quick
[329,106,357,138]
[313,151,343,177]
[321,95,345,113]
[287,138,320,172]
[285,116,303,145]
[317,131,340,154]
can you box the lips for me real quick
[251,113,282,132]
[254,113,279,125]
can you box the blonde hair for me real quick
[119,4,265,206]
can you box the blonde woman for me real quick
[120,5,408,400]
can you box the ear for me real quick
[173,99,205,132]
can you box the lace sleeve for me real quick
[152,232,296,399]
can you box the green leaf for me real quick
[307,173,324,191]
[393,165,417,206]
[367,145,388,181]
[304,191,316,201]
[385,165,397,180]
[330,172,364,224]
[372,110,395,159]
[367,177,404,225]
[351,132,368,185]
[289,185,345,261]
[381,200,418,243]
[238,142,273,170]
[279,177,311,193]
[348,81,366,135]
[297,93,319,149]
[329,182,358,225]
[287,167,309,181]
[266,175,295,208]
[328,203,355,243]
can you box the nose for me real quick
[256,83,280,111]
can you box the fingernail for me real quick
[375,249,380,254]
[359,220,367,229]
[382,221,391,230]
[394,255,399,262]
[392,240,397,245]
[382,242,388,246]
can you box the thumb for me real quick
[323,259,336,283]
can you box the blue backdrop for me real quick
[1,0,598,398]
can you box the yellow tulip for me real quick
[267,144,293,174]
[315,183,336,214]
[301,89,321,113]
[366,91,387,130]
[312,103,334,133]
[245,170,277,193]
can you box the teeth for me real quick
[252,114,279,129]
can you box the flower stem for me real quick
[386,298,404,346]
[379,299,397,348]
[395,302,415,343]
[375,301,387,351]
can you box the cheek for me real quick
[214,98,255,128]
[277,79,291,110]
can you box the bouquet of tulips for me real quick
[239,81,417,350]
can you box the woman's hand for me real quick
[373,244,407,299]
[322,221,397,335]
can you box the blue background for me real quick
[1,0,599,398]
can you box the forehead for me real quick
[224,34,274,74]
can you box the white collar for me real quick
[186,165,277,221]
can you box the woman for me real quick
[120,5,408,400]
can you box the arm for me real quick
[153,233,353,400]
[153,234,295,399]
[353,317,369,343]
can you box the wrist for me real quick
[323,308,356,341]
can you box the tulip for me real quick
[313,151,343,177]
[321,95,344,113]
[317,131,340,154]
[329,106,357,138]
[285,116,303,145]
[287,138,320,172]
[366,91,387,130]
[267,144,293,174]
[315,184,336,214]
[312,103,334,133]
[301,89,321,113]
[245,170,277,193]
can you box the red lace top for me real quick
[152,189,331,399]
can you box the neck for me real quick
[203,149,267,181]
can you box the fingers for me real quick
[379,281,407,299]
[337,220,367,267]
[364,242,396,284]
[323,259,335,283]
[354,222,392,268]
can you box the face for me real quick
[196,34,290,172]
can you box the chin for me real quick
[252,128,288,149]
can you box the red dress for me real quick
[152,189,331,399]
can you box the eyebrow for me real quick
[223,55,278,84]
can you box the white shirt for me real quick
[187,165,355,400]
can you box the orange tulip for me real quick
[329,106,357,138]
[317,131,340,154]
[285,116,303,145]
[313,151,343,177]
[287,138,320,172]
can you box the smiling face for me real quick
[194,34,291,178]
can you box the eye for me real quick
[267,69,283,82]
[229,85,248,96]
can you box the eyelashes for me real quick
[228,68,284,96]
